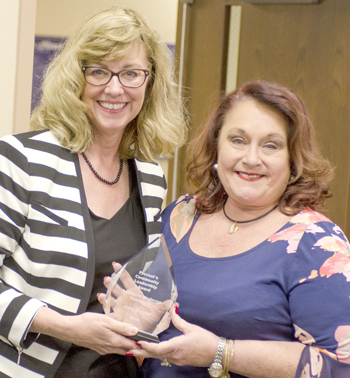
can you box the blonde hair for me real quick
[30,6,187,160]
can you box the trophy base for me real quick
[129,330,160,343]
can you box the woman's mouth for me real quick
[99,101,127,110]
[236,172,264,181]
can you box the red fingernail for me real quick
[136,342,142,347]
[175,306,179,314]
[125,353,133,356]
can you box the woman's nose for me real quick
[242,146,261,166]
[104,76,124,95]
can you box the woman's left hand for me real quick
[129,309,219,367]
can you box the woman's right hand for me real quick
[129,309,219,367]
[29,307,139,355]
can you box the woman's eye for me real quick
[123,70,139,79]
[263,142,282,152]
[265,143,278,149]
[231,137,245,145]
[91,69,106,76]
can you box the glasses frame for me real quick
[81,66,150,88]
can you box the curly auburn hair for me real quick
[185,80,333,215]
[30,6,187,160]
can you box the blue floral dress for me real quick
[142,196,350,378]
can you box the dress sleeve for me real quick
[0,136,45,349]
[287,219,350,377]
[296,347,350,378]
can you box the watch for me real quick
[208,337,226,377]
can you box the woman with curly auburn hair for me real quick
[185,79,333,215]
[0,6,186,378]
[128,80,350,378]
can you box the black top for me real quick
[54,161,145,378]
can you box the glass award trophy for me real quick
[103,235,178,343]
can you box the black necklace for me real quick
[222,201,278,234]
[82,152,123,185]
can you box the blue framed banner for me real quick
[32,36,65,113]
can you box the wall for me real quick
[0,0,36,138]
[35,0,178,44]
[0,0,20,138]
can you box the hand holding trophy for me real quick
[103,235,178,342]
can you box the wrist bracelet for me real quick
[223,340,235,377]
[222,340,230,378]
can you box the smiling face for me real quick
[81,43,150,140]
[217,99,290,210]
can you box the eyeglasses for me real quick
[81,66,150,88]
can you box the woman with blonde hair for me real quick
[0,6,186,378]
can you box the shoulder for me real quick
[133,158,167,193]
[273,208,343,238]
[292,208,333,225]
[0,131,52,168]
[291,208,346,240]
[269,208,349,255]
[162,195,196,219]
[161,195,198,243]
[1,129,56,145]
[134,158,165,178]
[0,130,78,178]
[1,130,65,156]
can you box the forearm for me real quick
[228,339,305,378]
[0,281,46,348]
[131,313,305,377]
[29,306,139,355]
[29,307,73,342]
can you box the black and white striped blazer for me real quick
[0,130,167,377]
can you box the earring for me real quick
[213,164,218,170]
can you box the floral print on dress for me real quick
[269,208,329,254]
[335,326,350,363]
[298,233,350,285]
[319,251,350,281]
[170,196,197,243]
[294,324,316,345]
[294,324,338,361]
[300,348,324,378]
